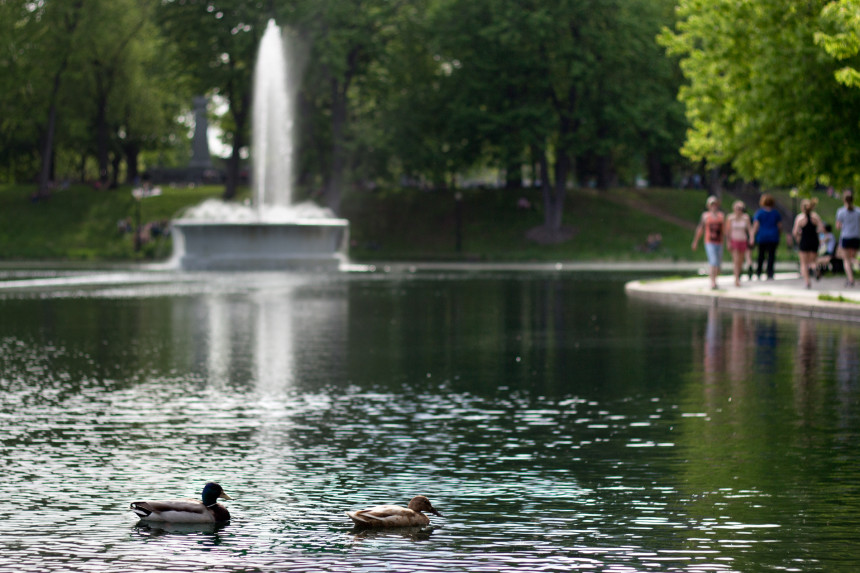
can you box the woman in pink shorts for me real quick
[725,200,751,287]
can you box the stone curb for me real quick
[625,273,860,323]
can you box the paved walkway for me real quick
[626,271,860,323]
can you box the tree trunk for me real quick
[224,139,242,200]
[707,166,722,196]
[79,152,87,182]
[538,147,553,223]
[110,151,121,188]
[505,157,522,188]
[37,1,83,194]
[548,151,569,234]
[37,75,62,194]
[537,146,566,236]
[96,95,110,186]
[646,152,668,187]
[596,154,612,190]
[326,78,347,215]
[125,142,140,184]
[223,91,249,201]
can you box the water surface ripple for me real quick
[0,273,857,572]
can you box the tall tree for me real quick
[423,0,682,240]
[11,0,87,193]
[76,0,157,186]
[0,1,44,182]
[290,0,406,214]
[159,0,269,199]
[817,0,860,87]
[662,0,860,189]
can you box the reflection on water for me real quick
[0,273,859,572]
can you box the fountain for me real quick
[171,20,349,270]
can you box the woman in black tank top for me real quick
[792,198,824,288]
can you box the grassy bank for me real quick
[0,183,239,261]
[0,182,831,263]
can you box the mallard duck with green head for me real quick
[130,482,233,523]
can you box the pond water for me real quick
[1,271,859,572]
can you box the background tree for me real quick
[74,0,159,187]
[420,0,683,241]
[288,0,409,214]
[0,1,47,182]
[817,0,860,88]
[158,0,270,199]
[662,0,860,190]
[5,0,88,193]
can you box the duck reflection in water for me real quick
[133,520,228,539]
[349,525,436,541]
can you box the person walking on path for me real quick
[836,190,860,286]
[726,200,752,287]
[750,194,783,280]
[792,198,824,289]
[692,196,725,290]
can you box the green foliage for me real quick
[0,0,188,185]
[406,0,684,188]
[157,0,270,197]
[662,0,860,190]
[817,0,860,87]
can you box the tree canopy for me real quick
[1,0,692,232]
[662,0,860,190]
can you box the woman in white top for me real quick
[836,190,860,286]
[725,201,751,287]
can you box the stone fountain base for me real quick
[172,219,349,270]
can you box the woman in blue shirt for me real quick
[749,194,783,280]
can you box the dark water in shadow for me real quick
[0,272,858,572]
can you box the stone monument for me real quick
[148,96,221,184]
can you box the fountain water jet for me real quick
[171,20,349,270]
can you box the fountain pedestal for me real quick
[172,218,349,270]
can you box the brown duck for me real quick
[346,495,442,528]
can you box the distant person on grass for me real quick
[836,190,860,287]
[750,194,783,280]
[692,196,724,290]
[792,198,824,289]
[726,200,751,287]
[817,223,840,276]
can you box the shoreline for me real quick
[5,257,853,329]
[626,272,860,323]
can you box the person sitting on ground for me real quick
[817,223,838,276]
[646,233,662,252]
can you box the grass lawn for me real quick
[345,185,713,262]
[0,182,805,263]
[0,183,242,261]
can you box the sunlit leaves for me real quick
[663,0,860,189]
